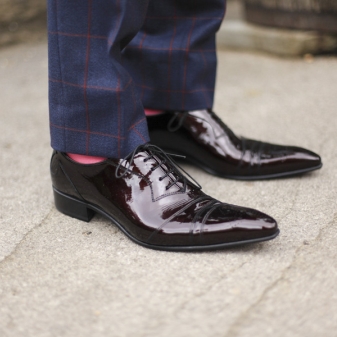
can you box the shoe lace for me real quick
[114,143,202,192]
[115,144,224,225]
[167,109,235,140]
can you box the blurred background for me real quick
[220,0,337,56]
[0,0,46,47]
[1,0,337,55]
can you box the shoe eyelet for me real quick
[159,177,163,181]
[143,158,148,162]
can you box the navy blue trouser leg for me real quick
[122,0,227,111]
[48,0,150,158]
[48,0,226,158]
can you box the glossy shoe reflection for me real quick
[50,144,279,251]
[147,110,322,180]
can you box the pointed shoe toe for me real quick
[285,146,322,172]
[196,204,278,247]
[146,110,323,180]
[50,145,279,251]
[236,139,323,179]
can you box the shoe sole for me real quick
[53,187,280,252]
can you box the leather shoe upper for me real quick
[51,145,278,249]
[146,110,322,180]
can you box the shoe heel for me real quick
[53,189,95,222]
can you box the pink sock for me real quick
[67,153,106,164]
[145,109,163,116]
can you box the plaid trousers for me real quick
[48,0,226,158]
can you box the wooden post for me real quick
[243,0,337,33]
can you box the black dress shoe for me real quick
[147,110,322,180]
[50,144,279,251]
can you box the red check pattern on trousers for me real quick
[48,0,226,158]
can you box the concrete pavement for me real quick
[0,40,337,337]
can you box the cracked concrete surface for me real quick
[0,40,337,337]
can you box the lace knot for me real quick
[114,143,202,192]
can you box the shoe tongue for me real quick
[115,145,201,195]
[138,150,170,173]
[120,150,184,198]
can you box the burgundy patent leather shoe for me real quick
[147,110,322,180]
[50,144,279,251]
